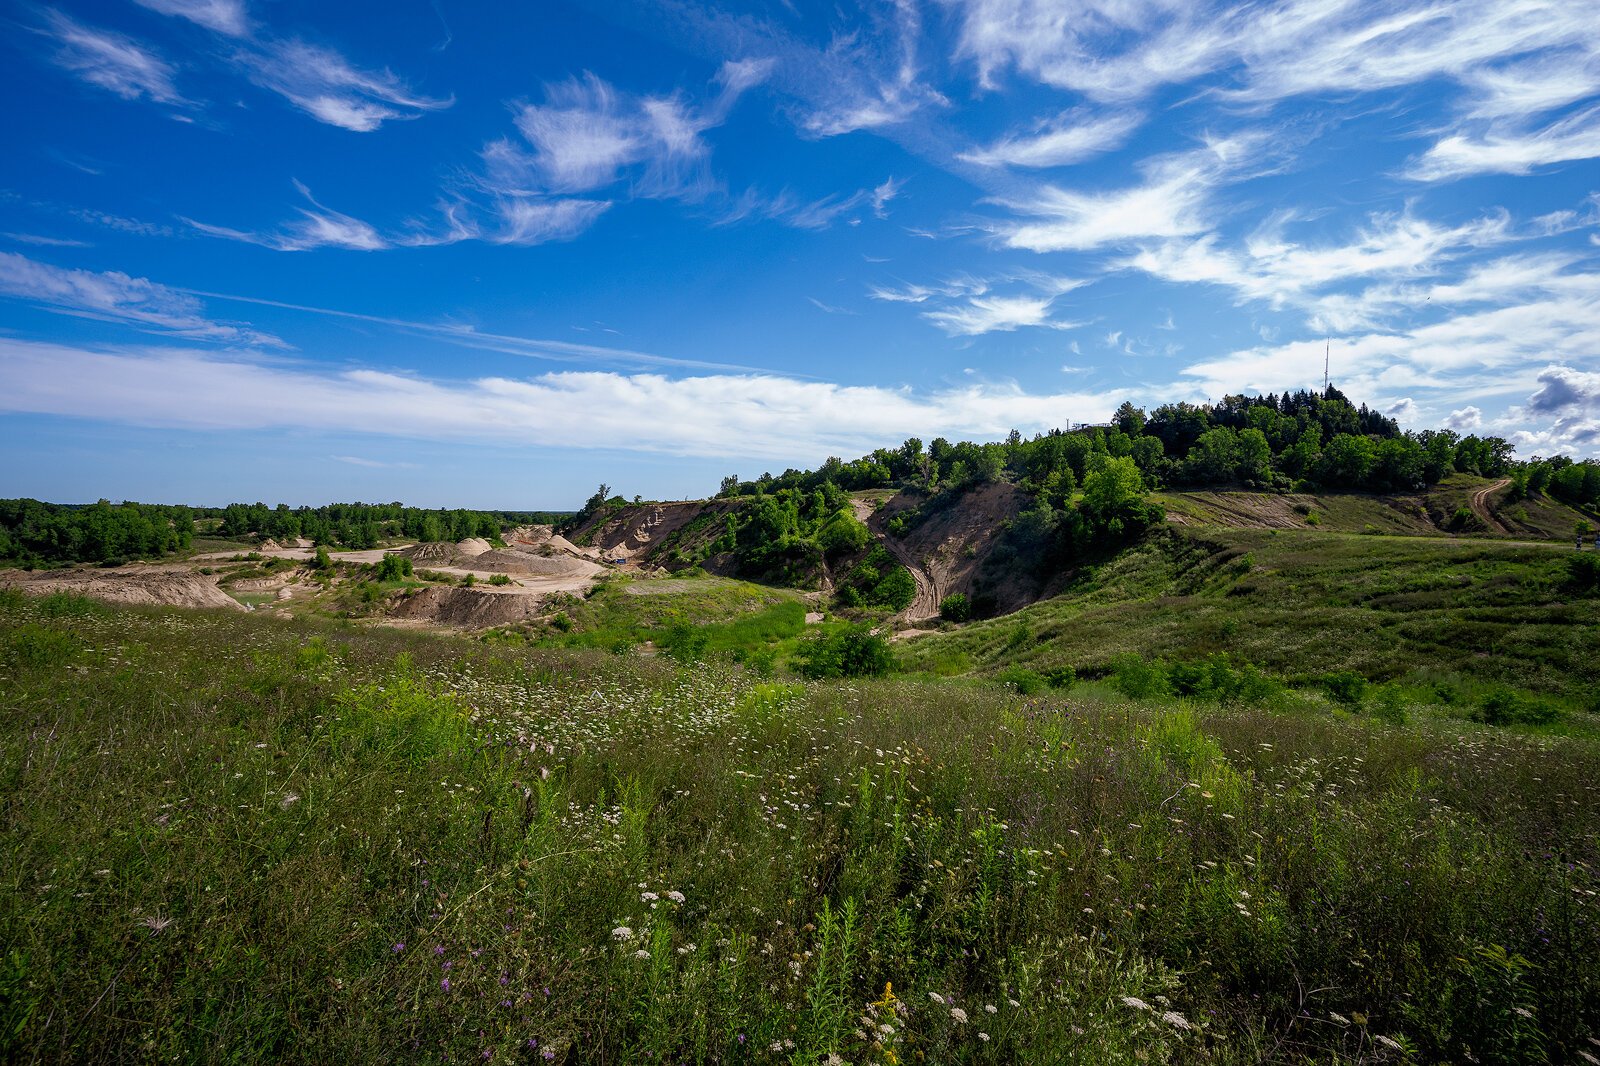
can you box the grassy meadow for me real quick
[3,589,1598,1063]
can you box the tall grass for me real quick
[2,596,1596,1062]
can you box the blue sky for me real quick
[2,0,1598,508]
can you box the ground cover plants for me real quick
[3,591,1596,1063]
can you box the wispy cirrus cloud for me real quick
[133,0,251,37]
[0,338,1130,461]
[235,37,452,132]
[870,271,1086,335]
[1123,209,1519,328]
[946,0,1599,111]
[0,251,282,346]
[185,181,388,251]
[720,176,901,230]
[991,133,1269,253]
[1405,104,1600,182]
[958,109,1142,168]
[40,10,186,106]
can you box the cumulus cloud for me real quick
[0,252,281,346]
[0,339,1129,460]
[1527,365,1600,413]
[1445,406,1483,430]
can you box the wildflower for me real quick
[985,1004,997,1014]
[1162,1011,1193,1030]
[634,949,650,960]
[665,890,685,903]
[1374,1035,1403,1051]
[611,926,634,941]
[979,1032,990,1042]
[392,942,405,953]
[950,1007,968,1024]
[141,914,174,934]
[441,978,451,992]
[929,992,946,1005]
[1121,996,1152,1011]
[279,793,300,809]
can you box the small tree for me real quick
[939,593,971,622]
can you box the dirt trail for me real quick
[1471,478,1513,534]
[852,497,940,622]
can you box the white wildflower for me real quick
[1162,1010,1192,1030]
[611,926,633,941]
[1121,996,1152,1011]
[950,1007,968,1024]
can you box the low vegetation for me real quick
[2,592,1596,1063]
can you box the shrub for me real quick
[1322,671,1368,707]
[938,593,971,622]
[1566,553,1600,596]
[1109,654,1170,699]
[374,554,413,582]
[488,574,512,586]
[1044,665,1078,690]
[793,625,894,679]
[1478,687,1564,726]
[996,666,1047,695]
[659,619,711,664]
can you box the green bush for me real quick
[1321,671,1368,707]
[658,619,711,664]
[1109,654,1170,699]
[1044,665,1078,690]
[1478,687,1564,726]
[374,554,413,582]
[488,574,512,586]
[938,593,971,622]
[996,666,1047,695]
[793,624,894,678]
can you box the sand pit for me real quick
[0,566,243,611]
[388,587,545,628]
[455,537,493,557]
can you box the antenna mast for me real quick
[1324,341,1330,391]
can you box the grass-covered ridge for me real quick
[899,525,1600,713]
[2,592,1596,1062]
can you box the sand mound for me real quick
[388,587,543,628]
[455,537,493,557]
[468,549,605,578]
[401,542,458,562]
[0,567,243,611]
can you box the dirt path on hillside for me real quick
[852,497,940,622]
[1471,478,1513,534]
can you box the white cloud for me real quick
[0,252,281,347]
[134,0,251,36]
[1527,364,1600,413]
[237,38,451,131]
[947,0,1600,115]
[186,181,388,251]
[923,294,1075,336]
[42,11,184,105]
[993,134,1266,252]
[1406,104,1600,181]
[1124,209,1517,328]
[0,339,1130,461]
[501,64,763,198]
[1445,406,1483,430]
[959,109,1142,168]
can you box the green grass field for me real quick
[899,526,1600,714]
[2,590,1597,1063]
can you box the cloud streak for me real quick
[0,339,1128,461]
[0,252,282,347]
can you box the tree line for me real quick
[0,499,195,566]
[192,502,570,550]
[719,387,1526,501]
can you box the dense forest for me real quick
[0,499,196,566]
